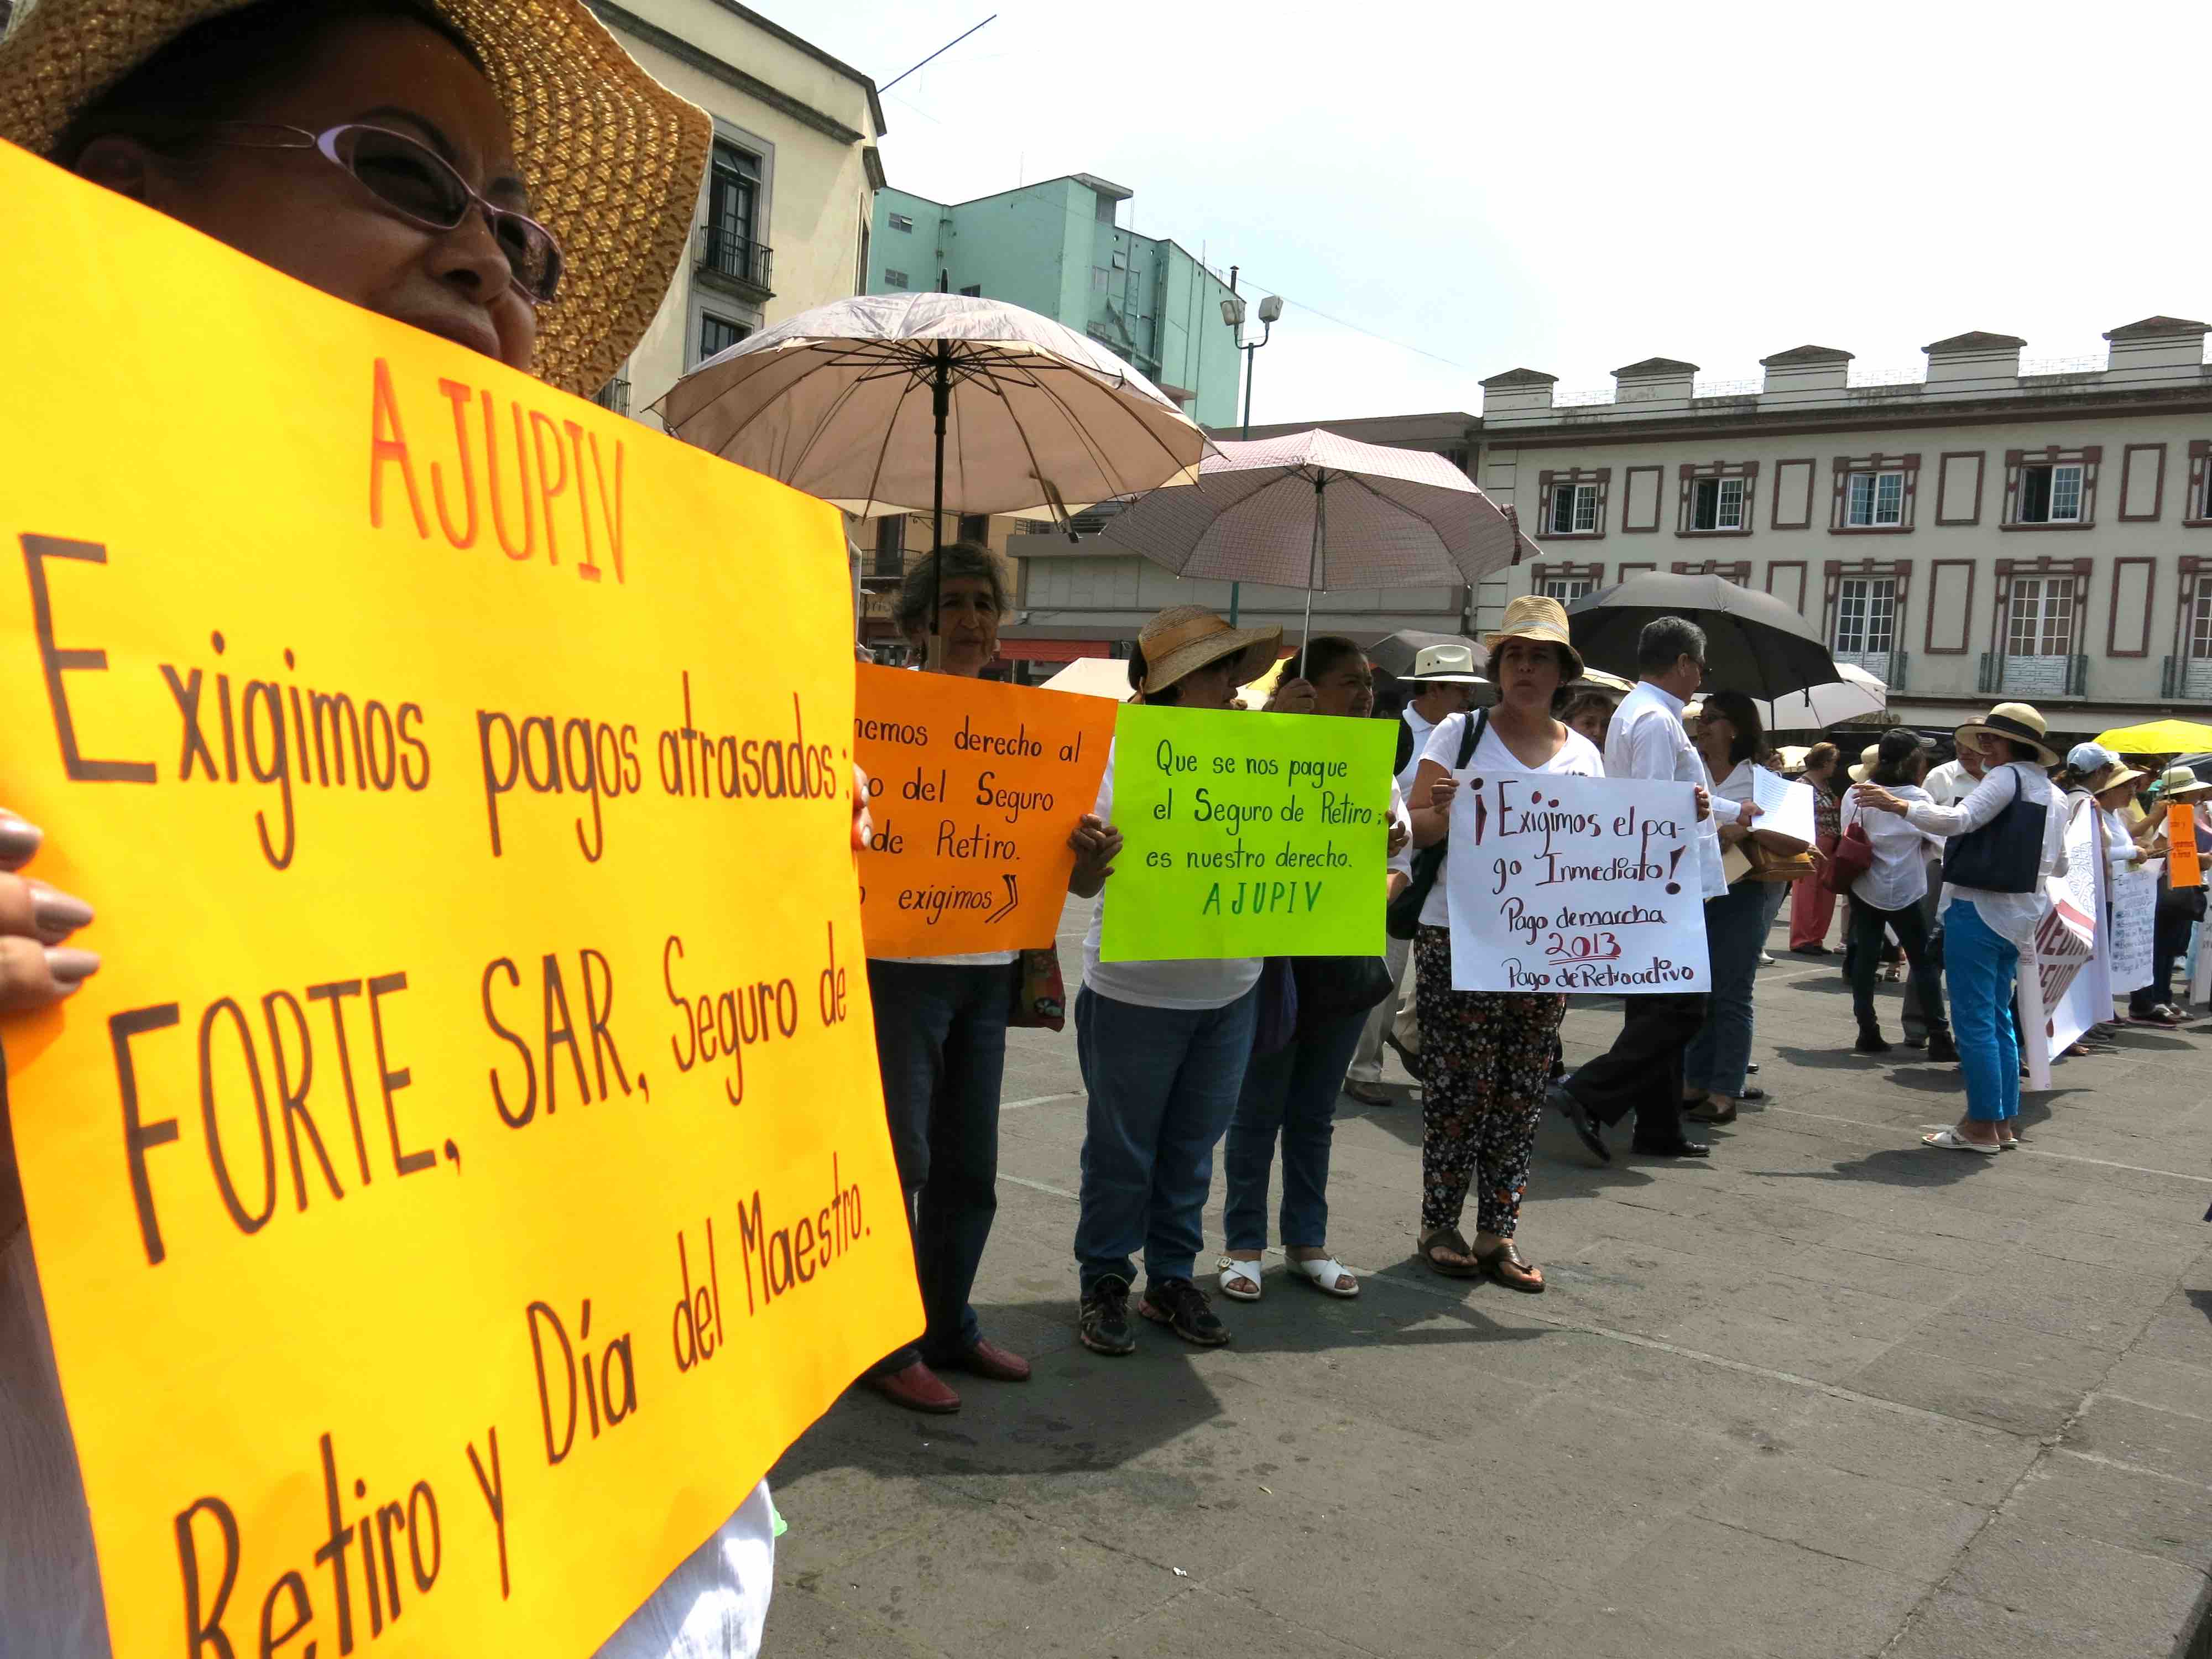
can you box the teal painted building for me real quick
[869,174,1241,427]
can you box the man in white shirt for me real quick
[1923,737,1988,808]
[1348,645,1483,1102]
[1547,617,1747,1162]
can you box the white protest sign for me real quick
[2022,800,2101,1086]
[1444,774,1710,994]
[2110,864,2158,996]
[1750,766,1818,847]
[2044,798,2110,1060]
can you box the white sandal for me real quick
[1921,1128,2000,1156]
[1217,1257,1264,1301]
[1288,1255,1359,1298]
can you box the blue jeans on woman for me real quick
[1223,1005,1367,1252]
[1685,879,1771,1098]
[1943,900,2021,1123]
[866,958,1017,1374]
[1074,984,1259,1294]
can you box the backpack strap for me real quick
[1455,706,1489,770]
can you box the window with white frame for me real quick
[1538,575,1597,601]
[883,269,909,289]
[2006,575,2076,656]
[2016,464,2084,524]
[1833,576,1896,655]
[1691,477,1746,531]
[1548,483,1598,535]
[1845,471,1905,528]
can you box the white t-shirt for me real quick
[1415,713,1604,930]
[1080,746,1264,1010]
[1396,706,1437,797]
[1840,783,1943,911]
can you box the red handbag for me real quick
[1821,820,1874,896]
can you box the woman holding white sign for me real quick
[1855,705,2067,1151]
[1404,597,1601,1292]
[1682,692,1810,1126]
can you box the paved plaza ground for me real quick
[764,900,2212,1658]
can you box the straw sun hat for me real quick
[1482,594,1585,681]
[1956,702,2059,769]
[0,0,712,397]
[1846,742,1881,785]
[2157,765,2212,800]
[1134,606,1281,698]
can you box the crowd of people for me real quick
[1,3,2206,1654]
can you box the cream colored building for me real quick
[585,0,884,425]
[1480,316,2212,737]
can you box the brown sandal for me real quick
[1418,1227,1483,1278]
[1472,1242,1546,1294]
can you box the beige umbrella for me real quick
[652,292,1204,524]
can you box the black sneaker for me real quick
[1926,1031,1961,1063]
[1079,1275,1135,1355]
[1137,1276,1231,1347]
[1854,1027,1892,1054]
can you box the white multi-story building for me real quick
[1481,316,2212,735]
[583,0,884,425]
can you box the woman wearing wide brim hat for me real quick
[1402,596,1603,1292]
[1072,604,1281,1359]
[2128,766,2212,1024]
[0,4,724,1655]
[1856,702,2072,1149]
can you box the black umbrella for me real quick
[1565,573,1837,699]
[1365,628,1479,680]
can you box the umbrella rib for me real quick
[1017,361,1188,501]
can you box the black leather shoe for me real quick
[1547,1084,1610,1164]
[1631,1136,1712,1159]
[1738,1086,1767,1103]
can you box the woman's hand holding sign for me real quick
[1069,814,1122,899]
[0,811,99,1015]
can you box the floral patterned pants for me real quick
[1413,926,1565,1239]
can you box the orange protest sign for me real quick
[2172,804,2204,889]
[0,142,918,1657]
[853,664,1117,955]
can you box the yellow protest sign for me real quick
[854,665,1117,956]
[0,142,918,1657]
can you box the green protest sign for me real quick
[1100,705,1396,961]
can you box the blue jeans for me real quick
[1223,1005,1366,1251]
[866,958,1016,1371]
[1685,880,1770,1098]
[1944,900,2021,1123]
[1074,983,1259,1294]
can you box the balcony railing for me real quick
[1980,652,2087,697]
[591,377,630,417]
[696,227,773,294]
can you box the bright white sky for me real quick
[769,0,2201,424]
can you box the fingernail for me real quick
[44,946,100,984]
[29,884,93,940]
[0,814,41,865]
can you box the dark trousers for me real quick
[866,958,1016,1373]
[1900,869,1947,1041]
[1563,991,1705,1141]
[2132,888,2207,1013]
[1848,895,1949,1037]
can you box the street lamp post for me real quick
[1220,265,1284,626]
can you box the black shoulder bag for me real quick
[1940,766,2047,894]
[1386,708,1489,941]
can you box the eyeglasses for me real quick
[204,123,563,305]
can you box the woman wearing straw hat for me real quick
[1856,705,2069,1151]
[0,2,753,1653]
[2128,765,2212,1024]
[1073,605,1282,1355]
[1402,596,1601,1291]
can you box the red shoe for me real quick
[864,1361,961,1414]
[933,1338,1031,1383]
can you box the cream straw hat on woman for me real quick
[0,0,712,396]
